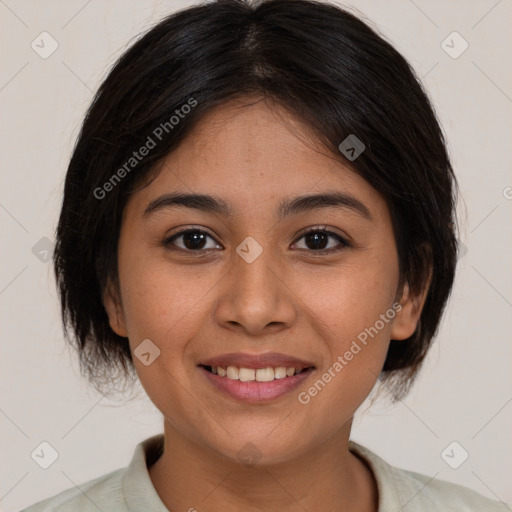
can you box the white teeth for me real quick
[256,367,274,382]
[226,365,239,380]
[211,365,308,381]
[274,367,287,379]
[239,368,256,382]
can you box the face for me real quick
[105,97,424,465]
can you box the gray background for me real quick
[1,0,511,510]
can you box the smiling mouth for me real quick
[200,364,314,382]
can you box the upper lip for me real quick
[200,352,315,370]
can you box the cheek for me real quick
[116,255,214,425]
[297,256,399,404]
[118,250,213,340]
[307,258,399,344]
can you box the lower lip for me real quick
[200,366,315,403]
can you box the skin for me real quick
[104,96,428,512]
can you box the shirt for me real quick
[21,434,509,511]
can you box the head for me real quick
[54,0,458,463]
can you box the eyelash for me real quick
[163,226,350,255]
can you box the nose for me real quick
[214,243,297,336]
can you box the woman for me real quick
[22,0,509,510]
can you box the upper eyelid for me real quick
[294,225,347,240]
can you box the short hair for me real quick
[54,0,459,401]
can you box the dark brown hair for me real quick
[54,0,459,400]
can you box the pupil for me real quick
[307,232,327,250]
[184,231,206,250]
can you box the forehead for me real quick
[127,97,387,220]
[166,98,347,187]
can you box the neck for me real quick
[148,420,378,512]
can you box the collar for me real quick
[122,434,394,511]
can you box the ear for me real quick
[103,279,128,338]
[390,277,430,341]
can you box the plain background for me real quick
[1,0,511,510]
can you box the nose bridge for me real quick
[215,238,295,333]
[235,247,277,301]
[233,240,281,309]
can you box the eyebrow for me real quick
[143,191,372,221]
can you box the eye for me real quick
[163,228,222,252]
[292,227,349,254]
[163,226,349,254]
